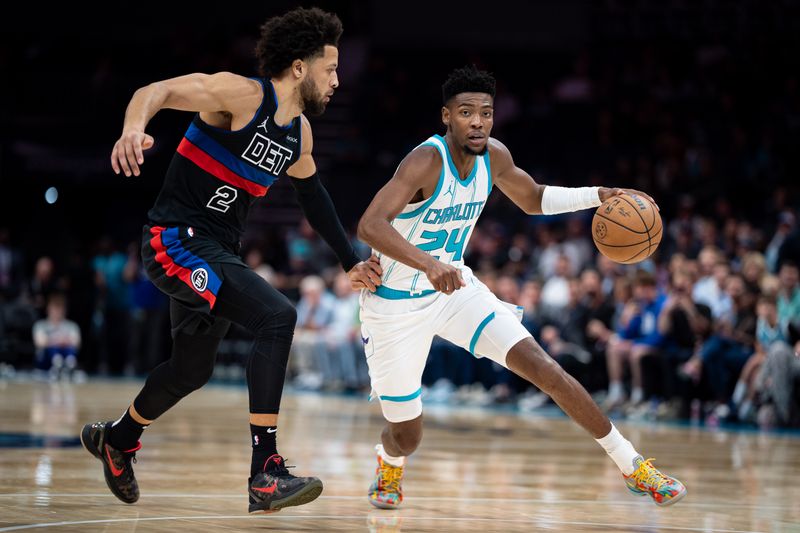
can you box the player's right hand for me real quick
[424,259,466,295]
[112,130,155,177]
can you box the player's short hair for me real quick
[256,7,343,78]
[442,65,496,105]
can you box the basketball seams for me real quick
[617,194,652,258]
[594,225,662,251]
[618,194,655,230]
[594,212,649,235]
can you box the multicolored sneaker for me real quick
[248,454,323,513]
[80,421,141,504]
[624,455,687,506]
[368,450,404,509]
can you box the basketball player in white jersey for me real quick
[357,66,686,509]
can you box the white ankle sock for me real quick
[376,444,405,467]
[630,387,644,404]
[608,381,624,399]
[595,424,640,475]
[732,380,747,405]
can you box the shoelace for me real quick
[379,462,403,493]
[633,458,670,491]
[267,459,295,478]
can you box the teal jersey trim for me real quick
[469,312,496,354]
[379,387,423,402]
[374,285,436,300]
[396,143,446,220]
[484,151,492,194]
[435,134,479,187]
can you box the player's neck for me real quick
[270,78,302,127]
[443,133,477,179]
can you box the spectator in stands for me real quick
[684,274,756,410]
[91,237,132,375]
[732,295,787,422]
[32,293,81,380]
[123,247,168,375]
[323,272,366,391]
[692,247,732,320]
[657,270,705,399]
[765,211,796,273]
[541,253,573,317]
[777,261,800,331]
[290,275,335,390]
[27,256,59,318]
[603,271,665,409]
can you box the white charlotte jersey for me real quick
[375,134,492,299]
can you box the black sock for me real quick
[107,408,148,451]
[250,424,278,478]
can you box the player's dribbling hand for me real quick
[112,130,155,177]
[424,258,466,295]
[599,187,659,211]
[348,254,383,292]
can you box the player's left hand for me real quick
[600,187,659,211]
[347,254,383,292]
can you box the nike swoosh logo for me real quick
[361,336,370,345]
[252,482,277,494]
[105,445,124,477]
[266,428,277,434]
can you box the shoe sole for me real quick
[248,479,324,514]
[80,424,138,505]
[655,487,687,507]
[368,497,401,510]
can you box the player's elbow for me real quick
[356,216,373,245]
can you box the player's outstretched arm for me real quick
[287,117,382,291]
[490,138,658,213]
[357,146,466,295]
[111,72,260,177]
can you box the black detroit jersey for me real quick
[148,79,302,246]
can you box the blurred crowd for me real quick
[2,203,799,429]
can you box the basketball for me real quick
[592,193,662,264]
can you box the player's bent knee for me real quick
[174,365,215,395]
[508,340,567,394]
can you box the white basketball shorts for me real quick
[359,275,531,423]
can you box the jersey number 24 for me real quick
[417,225,470,261]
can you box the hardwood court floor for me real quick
[0,380,798,532]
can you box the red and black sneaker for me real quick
[248,454,323,513]
[80,421,140,504]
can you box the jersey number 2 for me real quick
[207,186,238,213]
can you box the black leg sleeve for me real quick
[213,264,297,414]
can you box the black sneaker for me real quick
[248,454,323,513]
[80,421,140,504]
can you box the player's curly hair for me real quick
[442,65,496,104]
[256,7,343,78]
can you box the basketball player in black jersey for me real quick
[79,7,381,513]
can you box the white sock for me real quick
[376,444,405,467]
[732,380,747,405]
[608,381,624,399]
[595,424,640,475]
[630,387,644,404]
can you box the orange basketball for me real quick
[592,193,662,264]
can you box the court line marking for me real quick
[0,514,767,533]
[0,493,794,511]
